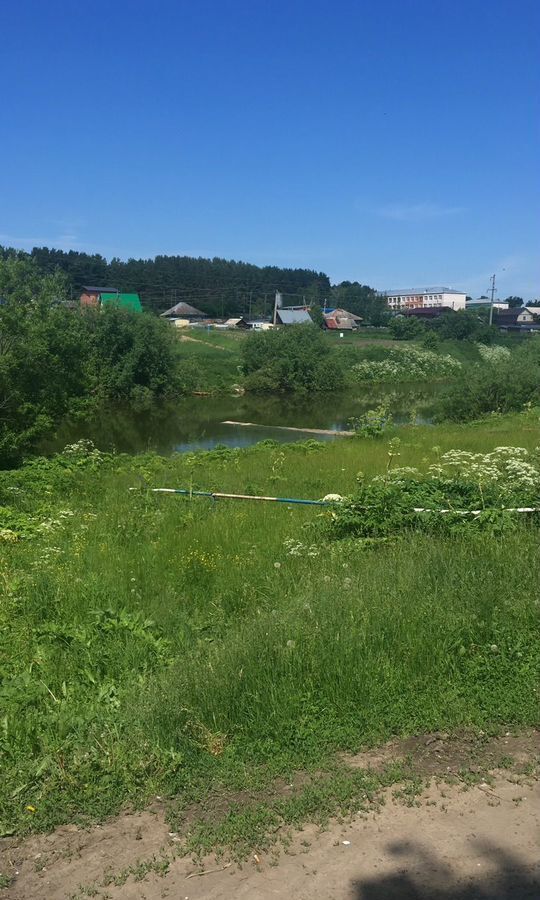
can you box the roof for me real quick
[324,309,363,330]
[494,308,531,321]
[402,306,454,317]
[323,308,362,321]
[276,308,313,325]
[81,285,119,293]
[160,301,205,318]
[100,292,142,312]
[224,317,248,326]
[385,287,466,296]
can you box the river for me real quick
[42,383,445,456]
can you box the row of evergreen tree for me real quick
[0,245,385,322]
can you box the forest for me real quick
[0,245,383,321]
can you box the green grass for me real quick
[1,412,539,837]
[175,330,244,390]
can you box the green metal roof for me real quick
[100,292,142,312]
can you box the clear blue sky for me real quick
[1,0,539,298]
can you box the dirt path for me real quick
[2,733,539,899]
[179,336,232,351]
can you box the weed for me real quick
[0,414,539,838]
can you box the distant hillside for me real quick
[1,246,386,322]
[2,247,329,319]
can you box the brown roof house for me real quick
[494,307,537,330]
[160,301,206,322]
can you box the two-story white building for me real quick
[384,287,467,311]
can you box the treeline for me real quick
[2,246,329,318]
[0,246,387,323]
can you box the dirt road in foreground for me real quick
[2,734,539,900]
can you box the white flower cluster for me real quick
[430,446,540,492]
[37,509,75,533]
[477,343,511,363]
[375,466,422,485]
[62,439,103,462]
[283,538,320,558]
[352,347,462,383]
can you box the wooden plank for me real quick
[221,420,354,437]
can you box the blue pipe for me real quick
[151,488,330,506]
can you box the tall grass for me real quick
[1,413,539,834]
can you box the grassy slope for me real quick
[1,413,539,835]
[174,327,486,393]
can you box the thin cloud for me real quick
[377,203,466,222]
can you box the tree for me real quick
[0,258,83,465]
[0,256,188,466]
[430,309,497,342]
[242,325,344,393]
[330,281,388,325]
[504,296,524,308]
[309,304,325,328]
[1,245,334,318]
[388,316,425,340]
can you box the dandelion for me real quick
[490,644,499,653]
[323,575,331,583]
[274,561,282,569]
[286,639,296,649]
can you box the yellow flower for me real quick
[26,805,36,813]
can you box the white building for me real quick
[466,297,508,311]
[384,287,467,311]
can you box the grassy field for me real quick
[1,412,539,840]
[175,326,477,393]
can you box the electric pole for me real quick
[488,274,496,326]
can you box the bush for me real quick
[243,325,344,393]
[431,310,498,343]
[438,341,540,421]
[351,346,461,383]
[388,316,425,340]
[326,443,540,538]
[0,258,189,466]
[348,403,393,437]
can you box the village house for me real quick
[275,308,313,325]
[323,308,362,330]
[494,307,538,331]
[79,286,142,312]
[80,285,119,308]
[160,301,206,325]
[224,317,250,329]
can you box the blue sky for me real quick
[1,0,539,298]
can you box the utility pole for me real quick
[488,274,497,326]
[273,291,282,326]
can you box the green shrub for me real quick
[325,443,540,538]
[243,325,344,393]
[388,316,425,340]
[351,346,461,383]
[438,341,540,420]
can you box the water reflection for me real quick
[43,384,445,456]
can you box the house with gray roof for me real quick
[275,308,313,325]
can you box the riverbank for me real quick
[1,411,539,846]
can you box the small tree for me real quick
[309,304,325,328]
[242,325,344,393]
[388,316,425,340]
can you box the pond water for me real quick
[43,383,445,456]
